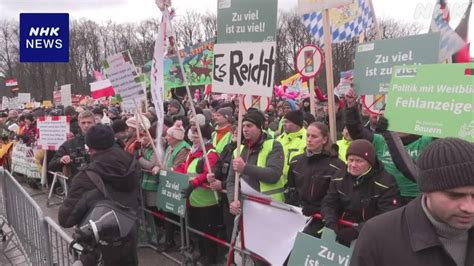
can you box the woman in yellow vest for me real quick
[181,125,219,265]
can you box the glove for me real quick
[375,116,389,133]
[133,141,142,150]
[336,227,359,247]
[180,184,194,198]
[302,205,318,217]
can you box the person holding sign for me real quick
[351,138,474,266]
[285,122,345,236]
[321,139,401,247]
[227,110,285,215]
[212,107,235,154]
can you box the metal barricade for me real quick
[44,217,82,266]
[1,167,52,266]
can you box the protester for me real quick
[321,139,401,246]
[58,124,141,266]
[286,122,345,236]
[111,119,128,150]
[336,126,352,163]
[227,110,286,216]
[351,138,474,266]
[124,115,151,156]
[212,107,234,154]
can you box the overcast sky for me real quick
[0,0,472,55]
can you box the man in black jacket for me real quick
[351,138,474,266]
[321,139,401,246]
[58,124,141,266]
[49,110,96,179]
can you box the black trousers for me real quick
[188,204,220,264]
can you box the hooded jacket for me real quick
[58,147,141,228]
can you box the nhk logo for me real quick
[20,13,69,62]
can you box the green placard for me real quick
[288,229,354,266]
[156,170,189,218]
[384,63,474,141]
[354,33,440,95]
[217,0,278,43]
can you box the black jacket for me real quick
[48,134,89,177]
[321,159,401,230]
[351,196,474,266]
[58,147,141,228]
[214,141,237,189]
[286,150,345,215]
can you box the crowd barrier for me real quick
[0,168,81,266]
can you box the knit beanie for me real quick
[284,110,304,128]
[346,139,376,167]
[243,110,265,130]
[417,138,474,192]
[111,119,128,133]
[126,115,151,130]
[85,124,115,150]
[167,120,185,140]
[217,107,235,124]
[168,99,181,109]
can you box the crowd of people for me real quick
[0,86,472,266]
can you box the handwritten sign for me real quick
[11,143,41,179]
[156,170,189,218]
[212,42,276,97]
[354,33,440,95]
[36,116,70,150]
[288,229,354,266]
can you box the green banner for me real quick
[163,39,214,90]
[384,63,474,141]
[288,229,354,266]
[156,170,189,217]
[354,33,440,95]
[217,0,278,43]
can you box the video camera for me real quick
[70,146,89,167]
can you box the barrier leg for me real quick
[46,173,58,207]
[226,213,240,266]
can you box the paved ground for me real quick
[0,174,183,266]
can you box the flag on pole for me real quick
[89,79,115,99]
[452,1,471,63]
[302,0,374,46]
[5,79,18,87]
[430,0,464,61]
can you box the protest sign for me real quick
[217,0,278,43]
[164,39,214,90]
[298,0,353,15]
[354,33,440,95]
[156,170,189,218]
[36,116,70,150]
[384,63,474,141]
[288,230,354,266]
[60,84,72,106]
[103,50,146,107]
[335,70,353,96]
[42,100,52,108]
[212,42,276,97]
[18,93,31,104]
[295,45,324,78]
[11,143,41,179]
[2,96,21,109]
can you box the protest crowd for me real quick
[0,0,473,265]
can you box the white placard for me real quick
[36,116,70,150]
[18,93,31,104]
[60,84,72,106]
[212,42,276,97]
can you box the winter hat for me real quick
[111,119,128,134]
[168,99,181,109]
[303,112,316,127]
[167,120,185,140]
[190,113,206,127]
[346,139,376,167]
[108,107,120,116]
[417,138,474,192]
[243,110,265,130]
[126,115,151,130]
[284,110,304,128]
[282,100,298,111]
[217,107,235,124]
[85,124,115,150]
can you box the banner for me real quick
[11,143,41,179]
[217,0,278,43]
[156,170,189,218]
[384,63,474,141]
[1,96,21,110]
[288,230,354,266]
[354,33,440,95]
[163,39,214,90]
[212,42,276,97]
[60,84,72,106]
[36,116,70,150]
[103,50,146,110]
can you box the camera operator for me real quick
[49,110,96,179]
[58,124,141,266]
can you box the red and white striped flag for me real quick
[89,79,115,99]
[5,79,18,87]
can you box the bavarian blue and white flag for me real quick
[429,2,464,62]
[301,0,374,46]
